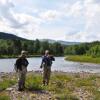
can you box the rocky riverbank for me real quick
[0,71,100,100]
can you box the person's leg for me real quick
[21,73,26,89]
[21,66,27,89]
[18,71,23,91]
[43,67,47,85]
[46,67,51,85]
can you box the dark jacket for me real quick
[41,55,55,67]
[15,57,29,71]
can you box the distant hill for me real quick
[57,40,80,45]
[0,32,26,40]
[40,39,80,45]
[0,32,80,45]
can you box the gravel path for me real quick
[73,88,93,100]
[6,84,56,100]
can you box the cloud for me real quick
[39,10,61,21]
[0,0,42,39]
[63,1,83,18]
[83,0,100,41]
[0,0,67,40]
[0,0,27,28]
[0,0,100,42]
[63,0,100,42]
[84,0,100,30]
[65,31,100,42]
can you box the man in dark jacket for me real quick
[15,50,29,91]
[40,50,55,85]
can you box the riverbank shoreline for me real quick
[0,70,99,73]
[0,55,42,59]
[65,55,100,64]
[1,70,100,76]
[0,55,63,59]
[0,70,100,78]
[0,71,100,100]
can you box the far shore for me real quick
[65,55,100,64]
[0,55,42,59]
[0,55,63,59]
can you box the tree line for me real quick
[0,39,64,57]
[0,39,100,57]
[64,41,100,57]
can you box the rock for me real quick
[30,93,37,98]
[6,88,13,91]
[98,88,100,92]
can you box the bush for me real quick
[26,74,43,91]
[0,79,17,91]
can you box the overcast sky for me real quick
[0,0,100,42]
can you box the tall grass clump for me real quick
[0,79,17,91]
[25,73,43,91]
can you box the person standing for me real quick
[40,50,55,85]
[15,50,29,91]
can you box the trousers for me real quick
[18,66,27,89]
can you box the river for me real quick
[0,57,100,73]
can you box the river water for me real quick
[0,57,100,73]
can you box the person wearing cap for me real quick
[40,50,55,85]
[15,50,29,91]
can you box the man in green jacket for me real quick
[15,50,29,91]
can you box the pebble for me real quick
[6,88,13,91]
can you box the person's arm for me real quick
[14,58,20,72]
[25,59,29,67]
[52,57,55,61]
[40,56,44,68]
[50,55,55,61]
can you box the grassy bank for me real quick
[1,72,100,99]
[65,55,100,64]
[0,73,17,91]
[25,72,100,100]
[0,73,17,100]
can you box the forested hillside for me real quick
[0,32,100,57]
[0,39,64,57]
[64,41,100,57]
[0,38,99,58]
[0,32,26,40]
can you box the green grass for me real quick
[75,78,95,87]
[0,74,17,91]
[65,55,100,64]
[26,73,44,91]
[0,93,10,100]
[55,94,79,100]
[26,73,78,100]
[1,72,100,99]
[0,95,10,100]
[0,79,17,91]
[25,72,100,99]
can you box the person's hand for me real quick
[15,69,18,72]
[40,65,42,68]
